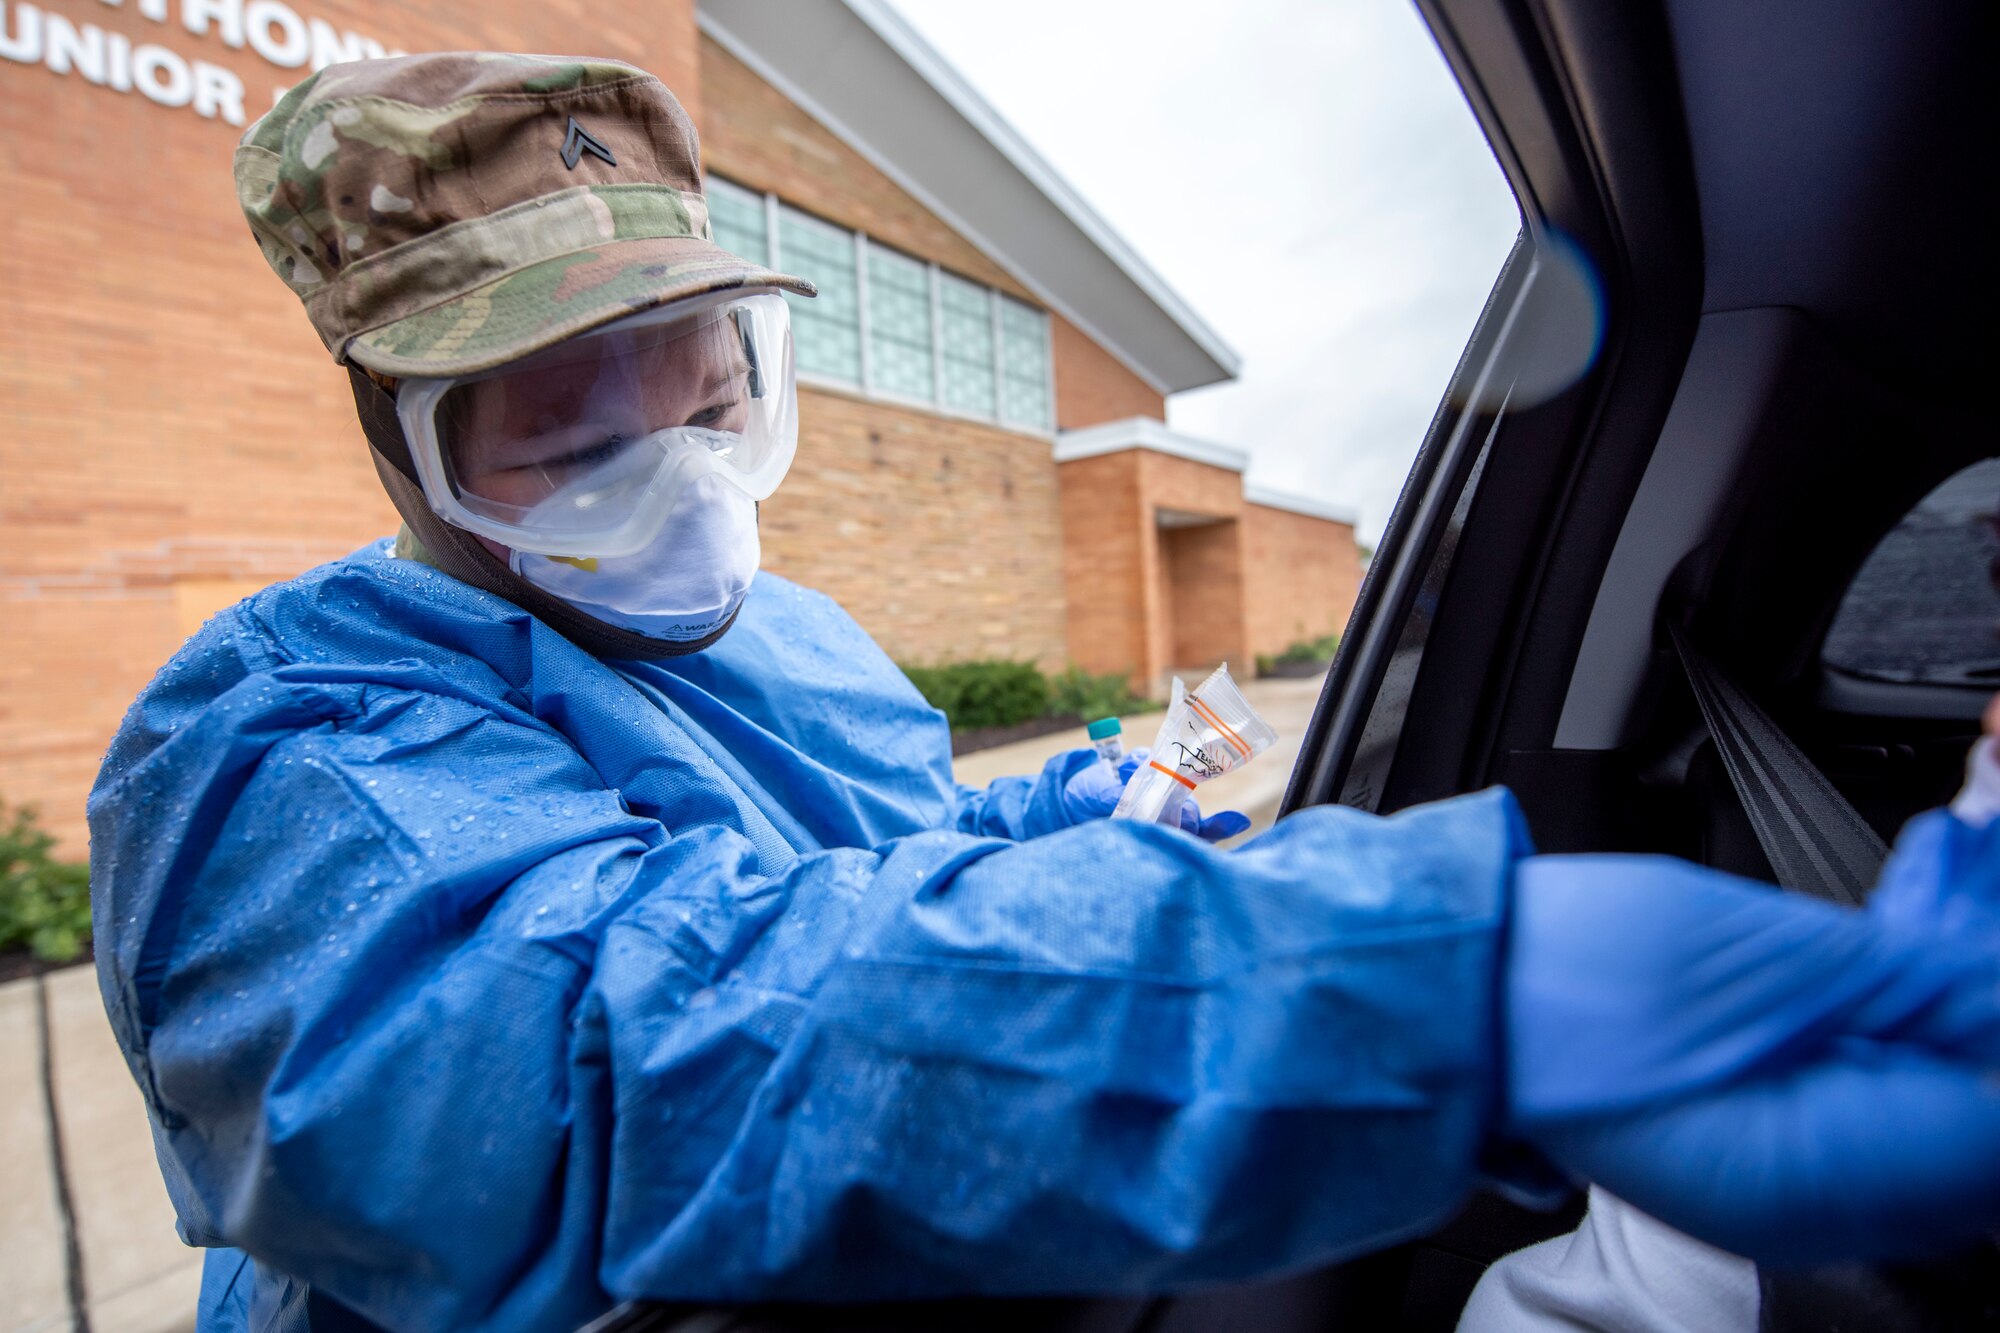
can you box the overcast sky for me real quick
[885,0,1521,544]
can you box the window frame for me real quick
[1289,0,1707,818]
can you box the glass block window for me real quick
[705,176,768,266]
[778,204,861,384]
[866,245,935,401]
[938,272,996,419]
[698,182,1056,432]
[998,296,1052,431]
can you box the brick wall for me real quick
[1058,452,1148,680]
[1139,453,1241,681]
[0,0,701,853]
[1058,449,1249,691]
[1052,314,1165,428]
[764,387,1067,670]
[1141,451,1243,519]
[1243,503,1363,658]
[1163,520,1248,672]
[1061,449,1363,688]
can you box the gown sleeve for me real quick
[89,637,1525,1330]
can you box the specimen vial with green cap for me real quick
[1087,717,1125,765]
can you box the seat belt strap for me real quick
[1668,623,1886,906]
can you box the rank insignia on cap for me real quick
[560,115,617,170]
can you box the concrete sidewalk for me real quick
[2,967,200,1333]
[0,669,1327,1331]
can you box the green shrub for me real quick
[1046,665,1153,721]
[1273,631,1342,667]
[902,659,1051,731]
[902,660,1165,732]
[0,802,92,964]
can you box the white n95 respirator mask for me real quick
[508,475,761,644]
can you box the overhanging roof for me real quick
[697,0,1241,396]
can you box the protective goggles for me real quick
[394,290,797,557]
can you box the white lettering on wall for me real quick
[42,10,100,79]
[1,2,44,62]
[189,49,238,118]
[131,38,189,104]
[242,0,304,67]
[180,0,242,48]
[105,25,129,87]
[95,0,174,21]
[2,0,398,127]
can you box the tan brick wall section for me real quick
[1057,452,1148,681]
[1059,449,1251,690]
[765,387,1067,671]
[1243,503,1364,659]
[1052,314,1165,429]
[1139,453,1240,682]
[0,0,701,853]
[1163,521,1248,673]
[1140,451,1243,520]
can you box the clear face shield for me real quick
[394,290,798,558]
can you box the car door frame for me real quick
[1284,0,1705,825]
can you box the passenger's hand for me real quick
[1504,854,2000,1264]
[1061,749,1251,842]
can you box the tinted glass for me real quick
[1824,457,2000,686]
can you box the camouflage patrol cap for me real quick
[234,52,814,378]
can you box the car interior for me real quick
[591,0,1995,1327]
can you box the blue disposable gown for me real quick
[88,541,1526,1331]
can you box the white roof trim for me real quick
[1054,417,1250,474]
[1244,483,1360,526]
[697,0,1240,396]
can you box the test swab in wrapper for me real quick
[1113,663,1277,828]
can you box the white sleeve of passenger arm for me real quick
[1456,1187,1759,1333]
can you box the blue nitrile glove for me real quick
[1504,853,2000,1265]
[1868,807,2000,941]
[1060,748,1252,841]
